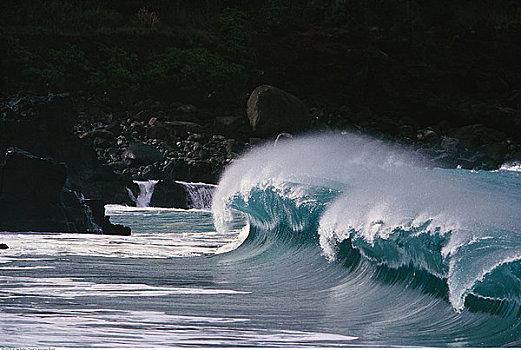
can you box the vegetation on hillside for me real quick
[1,0,521,97]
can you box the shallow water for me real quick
[1,133,521,347]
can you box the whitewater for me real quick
[1,132,521,347]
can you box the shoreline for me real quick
[1,88,520,235]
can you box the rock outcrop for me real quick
[0,148,128,234]
[0,93,134,234]
[0,93,136,206]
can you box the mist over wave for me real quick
[212,132,521,314]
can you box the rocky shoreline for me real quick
[1,86,520,235]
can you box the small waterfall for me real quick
[73,191,103,233]
[131,180,159,207]
[176,181,216,210]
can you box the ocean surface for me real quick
[1,133,521,347]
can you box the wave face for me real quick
[212,133,521,346]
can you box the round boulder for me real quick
[246,85,310,136]
[122,143,164,166]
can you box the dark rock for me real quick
[479,143,508,160]
[440,136,460,153]
[456,156,478,169]
[164,121,202,136]
[122,143,164,166]
[105,121,122,136]
[214,115,251,140]
[129,121,145,133]
[0,93,135,206]
[0,147,119,233]
[431,152,459,168]
[249,137,263,145]
[505,148,521,163]
[84,199,130,236]
[163,158,217,184]
[223,139,239,154]
[187,133,207,143]
[397,125,416,139]
[0,243,8,249]
[177,104,197,114]
[81,128,115,141]
[448,124,506,149]
[247,85,310,136]
[146,124,170,140]
[150,180,189,209]
[475,153,501,170]
[60,189,103,233]
[92,137,112,148]
[417,128,440,144]
[146,118,171,140]
[141,164,162,179]
[108,160,129,171]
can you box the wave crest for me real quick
[212,133,521,314]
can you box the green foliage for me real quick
[4,34,45,85]
[13,43,91,90]
[259,0,291,29]
[44,1,123,32]
[0,0,123,32]
[145,47,245,91]
[87,47,139,92]
[45,44,91,88]
[3,0,521,95]
[218,8,250,61]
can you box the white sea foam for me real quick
[500,161,521,172]
[105,204,211,213]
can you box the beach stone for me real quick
[440,136,460,153]
[247,85,310,136]
[417,128,440,144]
[122,143,164,166]
[146,123,170,140]
[214,115,251,139]
[448,124,506,148]
[164,121,202,137]
[0,243,8,249]
[81,128,115,141]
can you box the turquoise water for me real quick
[1,133,521,347]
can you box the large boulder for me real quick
[246,85,310,136]
[149,180,189,209]
[0,147,129,234]
[122,142,164,166]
